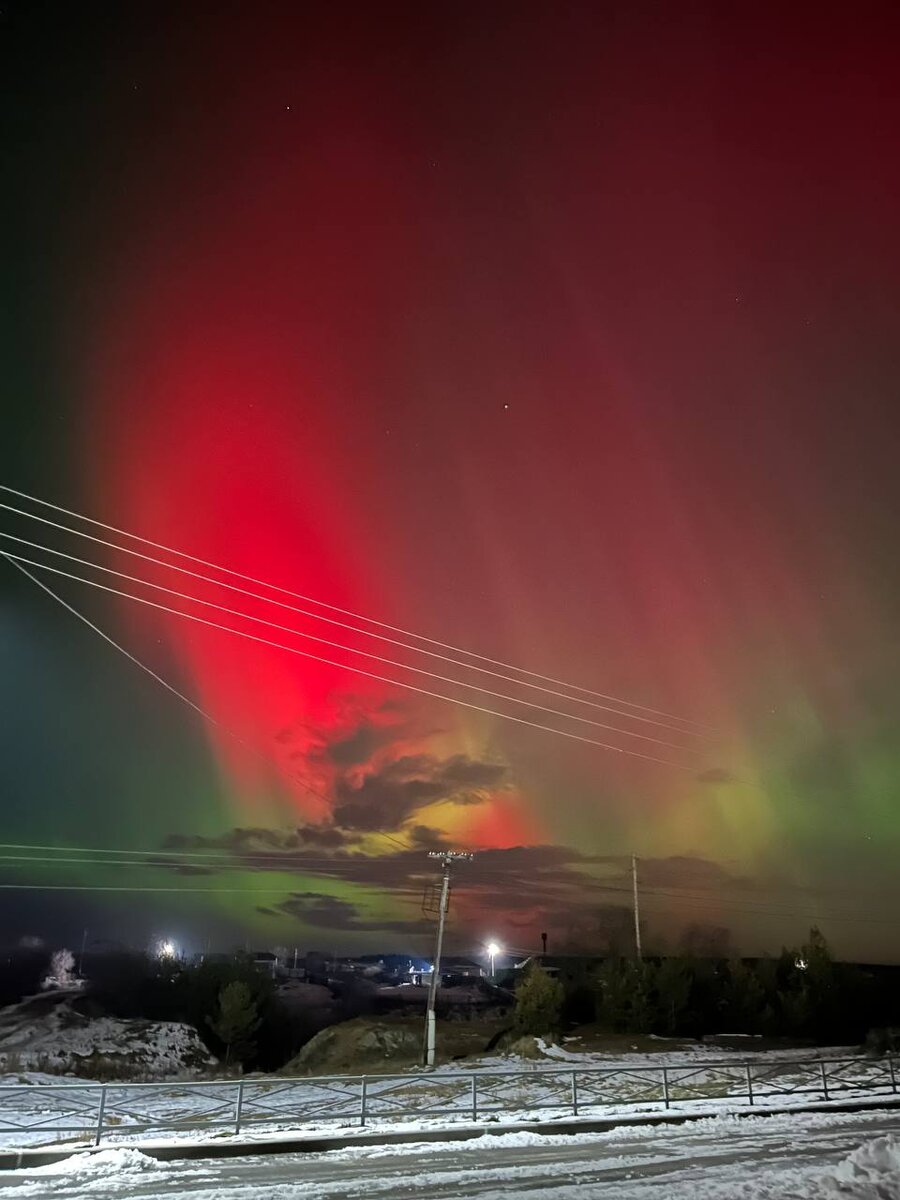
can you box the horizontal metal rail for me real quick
[0,1054,894,1146]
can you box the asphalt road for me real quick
[3,1108,900,1198]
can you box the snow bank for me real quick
[25,1147,161,1177]
[827,1134,900,1194]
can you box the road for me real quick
[2,1108,899,1198]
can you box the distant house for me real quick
[251,951,280,978]
[440,956,486,984]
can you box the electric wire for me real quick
[1,551,699,771]
[0,846,890,924]
[0,883,408,894]
[0,854,414,874]
[6,551,873,927]
[1,553,410,854]
[0,487,711,733]
[0,511,706,739]
[0,535,699,753]
[0,843,411,865]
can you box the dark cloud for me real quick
[292,696,426,770]
[405,824,450,851]
[333,753,506,832]
[273,892,428,935]
[439,756,507,787]
[326,723,394,767]
[697,767,737,784]
[297,825,351,849]
[635,855,754,891]
[156,817,759,945]
[163,823,354,855]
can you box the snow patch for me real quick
[827,1134,900,1193]
[0,994,215,1078]
[26,1147,161,1177]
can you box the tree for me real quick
[514,963,564,1037]
[41,949,79,991]
[655,957,692,1035]
[208,981,261,1066]
[595,958,632,1031]
[721,960,766,1034]
[594,958,656,1034]
[628,961,657,1034]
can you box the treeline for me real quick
[516,929,900,1047]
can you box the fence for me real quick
[0,1055,896,1148]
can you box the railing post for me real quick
[471,1075,477,1121]
[94,1085,108,1147]
[820,1060,830,1101]
[571,1071,579,1116]
[360,1076,368,1128]
[661,1067,670,1110]
[745,1063,754,1106]
[233,1080,245,1135]
[889,1056,898,1094]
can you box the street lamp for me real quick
[486,940,501,979]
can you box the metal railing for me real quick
[0,1055,896,1148]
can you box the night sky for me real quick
[2,2,900,962]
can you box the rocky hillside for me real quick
[0,992,216,1079]
[283,1017,421,1075]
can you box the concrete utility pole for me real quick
[422,850,473,1067]
[631,853,643,961]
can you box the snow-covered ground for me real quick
[0,1047,896,1152]
[1,1107,899,1198]
[0,995,215,1079]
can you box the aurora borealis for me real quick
[2,2,900,961]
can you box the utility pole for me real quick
[631,853,643,961]
[422,850,472,1067]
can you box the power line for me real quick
[0,883,394,894]
[0,879,893,923]
[0,487,712,734]
[0,842,409,866]
[0,538,700,754]
[0,845,893,926]
[0,854,413,874]
[0,842,889,924]
[2,553,410,855]
[0,510,707,739]
[1,552,699,771]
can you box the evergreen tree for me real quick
[721,960,765,1034]
[514,963,564,1037]
[655,957,692,1035]
[208,981,261,1066]
[595,958,656,1034]
[595,958,632,1031]
[628,960,657,1034]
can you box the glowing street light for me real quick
[486,940,501,978]
[157,939,177,960]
